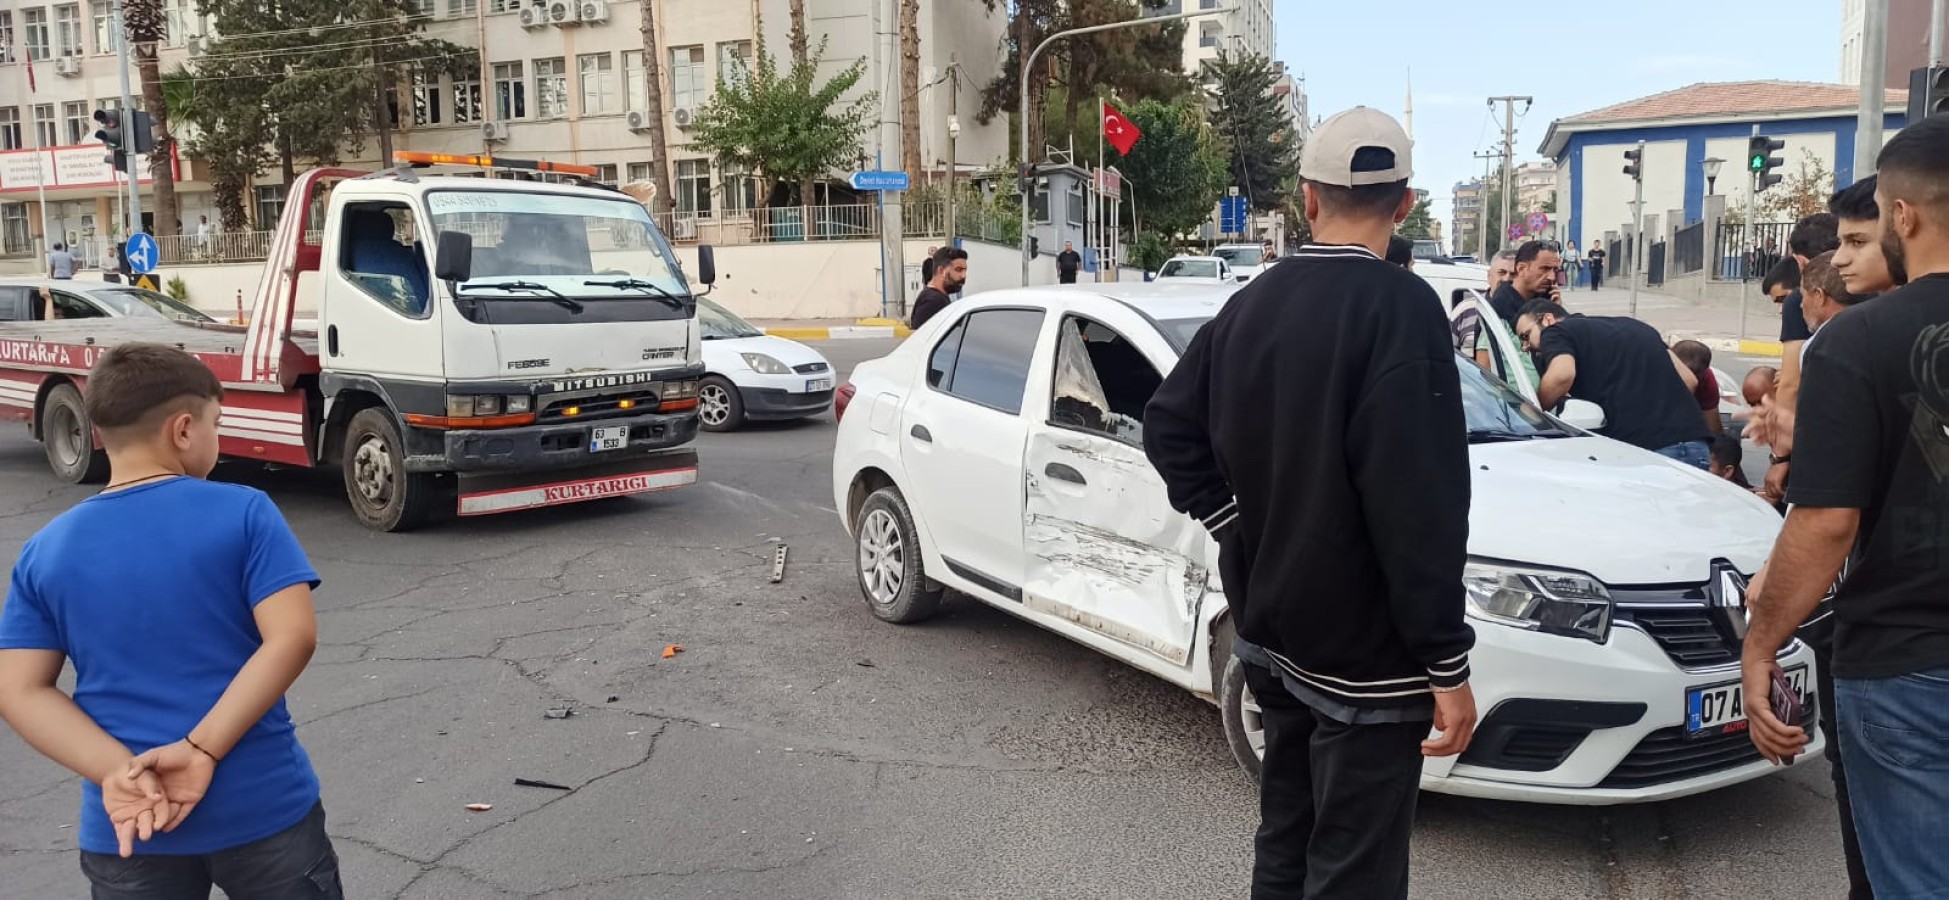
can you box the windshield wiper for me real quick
[464,281,584,313]
[583,278,689,309]
[1467,427,1546,443]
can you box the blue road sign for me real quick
[1219,196,1249,234]
[124,232,158,275]
[848,170,911,191]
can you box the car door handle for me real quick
[1044,462,1087,486]
[327,324,340,357]
[910,424,932,443]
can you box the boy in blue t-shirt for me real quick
[0,343,339,897]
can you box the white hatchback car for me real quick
[1155,256,1247,285]
[694,297,836,431]
[832,282,1819,805]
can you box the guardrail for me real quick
[1712,222,1795,281]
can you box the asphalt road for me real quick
[0,338,1852,898]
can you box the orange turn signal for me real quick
[403,412,538,430]
[659,398,699,412]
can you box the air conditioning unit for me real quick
[481,121,511,142]
[671,107,695,128]
[673,217,698,240]
[625,110,652,133]
[54,57,82,77]
[547,0,579,25]
[577,0,608,22]
[185,36,208,57]
[518,6,547,27]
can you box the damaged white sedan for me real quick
[831,283,1818,805]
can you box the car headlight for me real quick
[1462,560,1612,642]
[741,352,791,375]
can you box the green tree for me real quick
[1398,197,1434,240]
[1113,98,1223,238]
[975,0,1187,163]
[1757,149,1835,221]
[1204,51,1296,215]
[688,36,876,207]
[124,0,178,237]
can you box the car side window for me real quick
[51,291,104,319]
[1050,316,1162,446]
[340,202,432,318]
[0,287,28,321]
[928,308,1045,415]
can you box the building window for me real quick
[254,184,285,228]
[63,101,88,145]
[32,105,57,149]
[719,165,758,213]
[493,61,526,120]
[716,41,751,90]
[621,50,645,111]
[490,0,524,11]
[626,161,653,184]
[411,69,443,126]
[55,4,83,56]
[578,52,616,116]
[91,2,111,55]
[0,13,14,64]
[3,203,30,255]
[593,164,617,186]
[162,0,194,45]
[1066,182,1085,226]
[676,159,712,216]
[669,46,705,109]
[0,108,21,151]
[402,0,432,15]
[24,9,50,60]
[452,72,482,124]
[448,0,477,15]
[534,57,568,119]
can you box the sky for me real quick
[1271,0,1843,249]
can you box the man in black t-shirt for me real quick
[1584,244,1606,290]
[908,247,967,329]
[1056,241,1083,284]
[1515,300,1706,466]
[1753,215,1841,497]
[1488,240,1562,324]
[1741,115,1949,897]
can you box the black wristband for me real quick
[1769,454,1791,465]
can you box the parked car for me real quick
[0,279,215,324]
[833,281,1818,804]
[696,297,835,431]
[1211,243,1272,282]
[1155,256,1245,285]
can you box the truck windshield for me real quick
[429,190,691,299]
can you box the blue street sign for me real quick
[848,170,911,191]
[124,232,158,275]
[1219,196,1249,234]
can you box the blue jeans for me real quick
[78,801,341,899]
[1653,439,1711,470]
[1836,667,1949,898]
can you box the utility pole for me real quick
[1627,142,1646,318]
[111,0,143,234]
[1472,148,1500,258]
[944,63,959,248]
[1934,0,1946,67]
[874,0,905,317]
[1488,95,1531,259]
[1857,0,1889,179]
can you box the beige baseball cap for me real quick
[1298,106,1414,187]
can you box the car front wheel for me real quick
[854,487,944,624]
[1215,619,1266,784]
[698,376,744,432]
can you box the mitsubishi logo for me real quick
[1704,558,1751,641]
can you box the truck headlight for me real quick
[448,395,503,417]
[1462,560,1612,643]
[504,395,532,414]
[741,352,791,375]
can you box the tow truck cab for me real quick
[312,160,708,529]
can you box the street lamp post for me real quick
[1018,6,1233,286]
[1701,156,1725,196]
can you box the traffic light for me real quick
[1017,162,1037,195]
[93,109,127,171]
[1910,66,1949,121]
[1749,135,1786,192]
[1622,147,1643,181]
[129,110,155,154]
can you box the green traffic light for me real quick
[1750,154,1765,171]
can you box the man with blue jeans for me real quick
[1514,300,1708,468]
[1742,115,1949,898]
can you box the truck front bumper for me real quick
[414,408,700,473]
[453,449,700,516]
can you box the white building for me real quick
[1148,0,1274,78]
[1839,0,1934,89]
[0,0,1008,260]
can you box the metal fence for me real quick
[1646,241,1667,287]
[1671,222,1705,276]
[1712,221,1795,281]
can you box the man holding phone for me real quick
[1488,240,1563,325]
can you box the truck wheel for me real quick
[40,384,109,484]
[854,487,944,623]
[697,376,744,432]
[343,408,437,532]
[1215,619,1265,785]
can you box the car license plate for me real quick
[806,377,833,392]
[588,425,629,453]
[1685,666,1808,736]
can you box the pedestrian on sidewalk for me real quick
[1585,243,1606,290]
[1145,106,1476,900]
[1740,115,1949,898]
[1830,176,1907,298]
[48,242,76,280]
[909,247,967,330]
[1565,241,1583,288]
[1057,241,1083,284]
[0,344,340,897]
[1515,299,1708,467]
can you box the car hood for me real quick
[1468,436,1781,584]
[704,333,830,370]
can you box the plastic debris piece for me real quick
[661,644,685,659]
[543,707,573,719]
[465,803,493,812]
[606,695,621,703]
[856,660,875,668]
[514,778,573,791]
[769,545,789,583]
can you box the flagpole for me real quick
[1097,96,1105,281]
[22,56,52,260]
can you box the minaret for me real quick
[1404,68,1414,139]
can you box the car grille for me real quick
[794,362,830,374]
[1597,694,1816,789]
[1619,606,1739,668]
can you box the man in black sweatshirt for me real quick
[1144,107,1475,900]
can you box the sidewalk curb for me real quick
[764,324,911,341]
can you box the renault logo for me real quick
[1705,558,1751,640]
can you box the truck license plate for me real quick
[588,425,629,453]
[1685,666,1807,736]
[807,378,833,392]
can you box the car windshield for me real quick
[697,297,763,339]
[91,287,213,323]
[1160,260,1217,279]
[1412,241,1441,260]
[1156,316,1567,440]
[1212,247,1260,266]
[429,190,691,298]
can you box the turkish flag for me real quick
[1103,102,1141,156]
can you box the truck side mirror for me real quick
[434,231,472,283]
[695,244,717,287]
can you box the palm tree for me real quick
[122,0,177,237]
[635,0,674,215]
